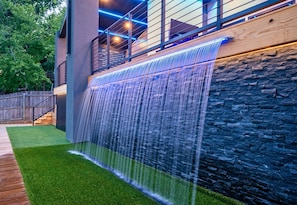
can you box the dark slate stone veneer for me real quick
[200,43,297,204]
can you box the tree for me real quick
[0,0,65,94]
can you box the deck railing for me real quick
[32,95,56,125]
[54,61,67,87]
[53,0,295,83]
[91,0,295,74]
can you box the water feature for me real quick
[72,37,229,205]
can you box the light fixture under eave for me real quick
[124,22,132,29]
[112,36,121,43]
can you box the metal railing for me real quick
[92,2,147,71]
[32,95,56,125]
[92,0,294,74]
[54,61,67,87]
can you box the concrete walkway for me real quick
[0,124,31,205]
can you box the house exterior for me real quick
[54,1,297,203]
[54,0,295,137]
[54,0,98,137]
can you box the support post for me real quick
[22,92,26,120]
[128,13,132,62]
[216,0,222,30]
[202,1,208,35]
[32,107,35,126]
[107,30,111,68]
[91,40,94,73]
[66,0,99,142]
[160,0,166,50]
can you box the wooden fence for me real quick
[0,91,54,123]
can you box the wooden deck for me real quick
[0,125,30,205]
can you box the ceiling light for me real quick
[113,36,121,43]
[125,22,132,29]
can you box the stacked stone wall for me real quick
[200,43,297,204]
[98,46,125,69]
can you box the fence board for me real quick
[0,91,54,123]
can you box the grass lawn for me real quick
[7,125,69,148]
[7,126,243,205]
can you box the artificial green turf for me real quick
[8,126,158,204]
[14,144,158,205]
[76,143,243,205]
[8,126,243,205]
[7,125,69,148]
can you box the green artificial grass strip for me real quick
[76,142,243,205]
[14,144,158,205]
[7,125,69,148]
[9,126,242,204]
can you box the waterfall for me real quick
[72,37,228,205]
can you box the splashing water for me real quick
[73,37,228,205]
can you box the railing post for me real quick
[32,106,35,126]
[107,30,110,69]
[22,92,26,120]
[216,0,222,30]
[65,61,67,84]
[97,38,100,72]
[58,64,62,86]
[53,95,56,114]
[91,39,94,73]
[55,66,58,87]
[202,1,208,35]
[160,0,166,50]
[128,13,132,62]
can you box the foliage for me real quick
[0,0,65,94]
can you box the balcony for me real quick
[54,61,66,87]
[54,0,296,89]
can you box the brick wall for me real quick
[200,43,297,204]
